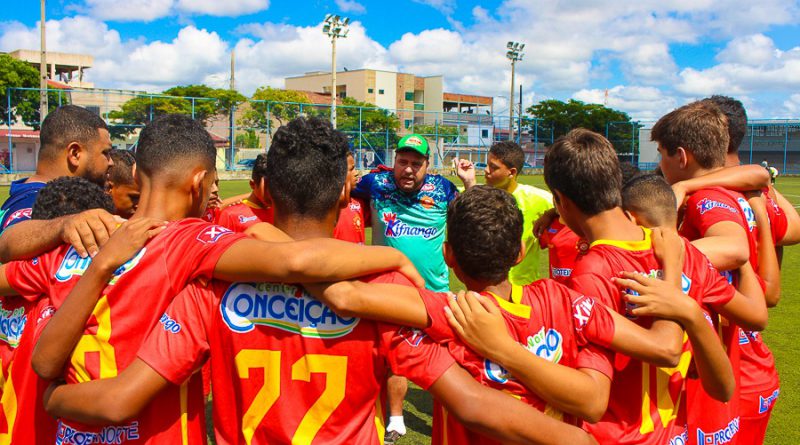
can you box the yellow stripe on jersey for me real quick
[487,286,530,319]
[242,199,264,210]
[180,381,189,445]
[0,361,17,445]
[71,295,118,382]
[590,226,652,251]
[374,393,385,444]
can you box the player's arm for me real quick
[0,264,20,296]
[689,222,750,271]
[747,192,781,306]
[31,218,167,380]
[454,159,477,189]
[429,363,598,445]
[671,165,770,206]
[772,188,800,245]
[714,262,768,331]
[243,222,294,242]
[43,358,169,425]
[444,292,611,423]
[615,272,735,402]
[0,209,119,262]
[212,238,424,287]
[305,281,430,327]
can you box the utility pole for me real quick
[40,0,48,121]
[230,49,235,91]
[323,15,350,129]
[228,49,235,168]
[506,41,524,142]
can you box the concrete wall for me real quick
[374,71,397,110]
[423,76,444,124]
[285,71,369,102]
[638,127,659,163]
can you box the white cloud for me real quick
[716,33,777,66]
[79,0,269,22]
[784,94,800,115]
[335,0,366,14]
[412,0,456,15]
[573,86,679,120]
[175,0,269,17]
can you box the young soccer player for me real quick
[216,153,274,231]
[106,149,140,219]
[0,115,423,444]
[456,141,553,284]
[537,215,586,284]
[653,101,780,445]
[333,151,367,243]
[0,177,117,445]
[42,116,599,445]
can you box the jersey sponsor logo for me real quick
[382,212,437,239]
[483,358,511,384]
[681,273,692,293]
[759,389,780,414]
[238,215,258,224]
[55,247,146,284]
[397,326,426,347]
[738,328,761,345]
[696,417,739,445]
[576,239,590,254]
[220,282,358,338]
[159,312,182,333]
[349,201,362,212]
[551,267,572,277]
[736,197,757,232]
[572,296,595,331]
[38,305,55,324]
[421,183,436,192]
[3,208,31,228]
[196,225,233,244]
[56,420,140,445]
[697,198,737,215]
[419,195,435,209]
[622,269,663,319]
[0,306,26,348]
[526,327,564,363]
[669,426,688,445]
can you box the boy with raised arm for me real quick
[44,116,598,445]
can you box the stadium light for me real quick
[506,41,525,141]
[323,14,350,129]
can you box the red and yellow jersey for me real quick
[217,199,274,233]
[203,206,221,224]
[537,219,587,284]
[333,198,366,244]
[5,218,247,444]
[569,227,697,445]
[418,280,615,445]
[137,272,454,445]
[0,296,57,445]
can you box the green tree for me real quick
[0,54,67,128]
[239,87,312,135]
[235,129,260,148]
[413,124,460,144]
[336,97,400,154]
[526,99,640,153]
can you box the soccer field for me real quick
[2,175,796,444]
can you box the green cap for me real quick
[397,134,430,157]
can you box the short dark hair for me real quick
[108,149,136,185]
[39,105,108,161]
[31,176,115,220]
[651,101,729,169]
[252,153,268,183]
[544,128,622,215]
[704,95,747,155]
[134,114,216,177]
[621,174,677,227]
[619,161,642,187]
[266,117,349,219]
[447,185,522,284]
[489,141,525,172]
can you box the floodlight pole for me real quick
[331,36,337,128]
[506,41,524,142]
[40,0,48,120]
[323,15,349,129]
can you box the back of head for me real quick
[621,174,677,228]
[489,141,525,172]
[266,117,349,219]
[544,128,622,215]
[108,149,136,185]
[31,176,115,220]
[251,153,268,183]
[703,95,747,154]
[447,185,522,283]
[134,114,216,179]
[651,101,729,169]
[39,105,108,162]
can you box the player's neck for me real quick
[272,212,336,240]
[686,164,723,181]
[132,180,196,222]
[724,153,740,168]
[480,280,513,301]
[578,207,643,244]
[30,161,71,183]
[501,178,518,194]
[245,193,264,208]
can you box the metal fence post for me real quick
[6,88,12,172]
[748,125,754,164]
[784,123,789,174]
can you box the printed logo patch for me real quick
[526,327,564,363]
[697,198,737,215]
[56,420,140,445]
[421,183,435,192]
[572,296,595,331]
[0,306,26,348]
[382,212,437,239]
[55,247,145,284]
[736,197,757,232]
[196,225,233,244]
[759,389,779,414]
[220,282,358,338]
[397,326,426,347]
[696,417,739,445]
[483,359,511,384]
[159,313,182,334]
[3,208,31,228]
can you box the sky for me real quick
[2,0,800,121]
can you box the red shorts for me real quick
[738,387,780,445]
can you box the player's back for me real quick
[538,219,585,284]
[217,200,274,232]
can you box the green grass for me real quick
[1,174,796,444]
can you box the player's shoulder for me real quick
[168,217,236,242]
[687,187,741,212]
[514,183,553,201]
[523,279,578,306]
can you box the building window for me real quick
[405,119,412,129]
[368,88,374,93]
[378,89,385,95]
[405,92,414,101]
[481,129,489,138]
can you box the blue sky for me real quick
[2,0,800,120]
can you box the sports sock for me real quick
[386,416,406,435]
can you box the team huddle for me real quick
[0,95,791,445]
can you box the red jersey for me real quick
[137,272,454,445]
[333,198,366,244]
[679,188,778,397]
[0,296,57,445]
[537,219,587,284]
[217,199,274,232]
[570,227,693,445]
[418,280,615,445]
[203,206,221,224]
[5,218,248,444]
[764,188,788,245]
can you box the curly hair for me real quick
[31,176,115,220]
